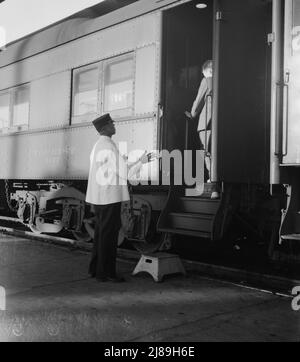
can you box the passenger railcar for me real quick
[0,0,299,262]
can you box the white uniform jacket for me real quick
[86,136,131,206]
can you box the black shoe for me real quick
[96,277,109,283]
[107,276,125,283]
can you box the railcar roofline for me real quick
[0,0,187,68]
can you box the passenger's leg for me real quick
[205,131,211,180]
[199,131,211,181]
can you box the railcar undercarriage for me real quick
[1,179,299,265]
[2,180,170,254]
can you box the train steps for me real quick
[280,184,300,245]
[281,234,300,242]
[157,186,227,240]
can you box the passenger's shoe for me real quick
[208,181,220,200]
[211,191,220,200]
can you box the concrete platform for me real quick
[0,234,299,342]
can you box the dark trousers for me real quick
[88,202,122,279]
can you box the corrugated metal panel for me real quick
[0,117,159,181]
[0,0,185,68]
[0,3,164,182]
[30,72,71,129]
[0,13,161,90]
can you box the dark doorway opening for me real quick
[161,0,213,154]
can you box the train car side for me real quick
[0,2,169,246]
[0,0,299,263]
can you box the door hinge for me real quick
[216,11,223,21]
[267,32,275,45]
[285,70,290,84]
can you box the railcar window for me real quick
[103,54,134,117]
[12,86,30,129]
[293,0,300,27]
[73,66,99,117]
[0,93,10,130]
[292,0,300,53]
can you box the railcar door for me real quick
[161,0,213,152]
[282,0,300,165]
[213,0,272,183]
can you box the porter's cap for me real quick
[92,114,113,133]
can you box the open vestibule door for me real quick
[213,0,272,184]
[282,0,300,165]
[158,0,224,240]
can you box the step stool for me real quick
[132,253,186,282]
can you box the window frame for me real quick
[71,52,136,126]
[71,62,102,125]
[102,53,135,118]
[0,83,30,133]
[11,84,31,131]
[0,90,11,132]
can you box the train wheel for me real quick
[71,204,95,243]
[71,229,92,243]
[132,232,169,254]
[28,223,42,234]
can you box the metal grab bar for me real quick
[282,83,289,157]
[185,116,189,150]
[184,111,193,150]
[274,81,289,158]
[204,94,212,158]
[157,102,163,151]
[274,82,283,156]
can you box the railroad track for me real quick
[0,217,298,297]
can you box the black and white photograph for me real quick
[0,0,299,345]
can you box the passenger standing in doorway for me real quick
[186,60,219,199]
[190,59,213,181]
[86,114,153,282]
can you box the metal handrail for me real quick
[204,94,212,163]
[274,82,282,156]
[185,115,189,150]
[282,83,289,157]
[184,111,192,150]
